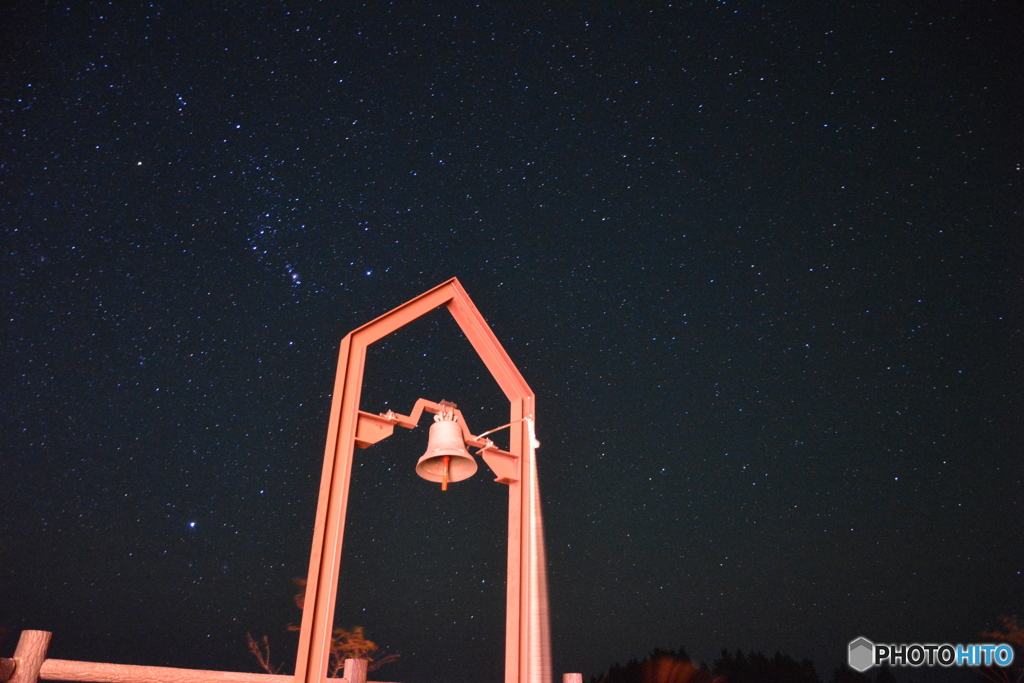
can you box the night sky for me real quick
[2,3,1023,683]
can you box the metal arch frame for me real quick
[294,278,550,683]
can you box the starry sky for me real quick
[2,3,1022,683]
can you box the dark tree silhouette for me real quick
[873,666,897,683]
[828,664,870,683]
[592,647,719,683]
[978,616,1024,683]
[714,650,821,683]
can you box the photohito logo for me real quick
[848,637,1015,672]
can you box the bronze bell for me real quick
[416,417,477,490]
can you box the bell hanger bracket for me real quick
[353,397,520,484]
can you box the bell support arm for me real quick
[353,398,520,484]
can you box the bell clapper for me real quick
[438,405,454,491]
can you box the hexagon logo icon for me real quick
[848,637,875,672]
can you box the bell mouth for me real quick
[415,417,477,488]
[415,452,478,483]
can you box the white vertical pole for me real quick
[525,418,551,683]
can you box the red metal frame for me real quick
[294,279,550,683]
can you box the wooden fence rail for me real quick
[0,632,391,683]
[2,631,583,683]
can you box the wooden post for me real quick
[11,631,51,683]
[342,660,367,683]
[0,657,16,683]
[562,674,583,683]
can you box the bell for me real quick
[416,418,477,490]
